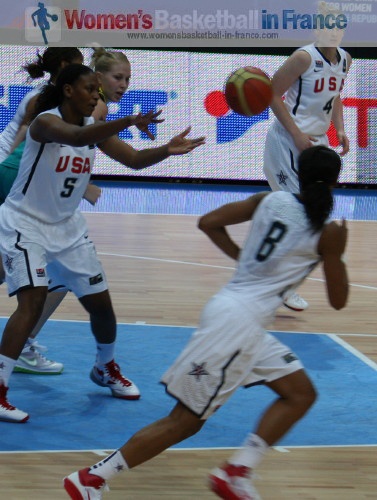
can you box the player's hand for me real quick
[293,131,318,152]
[132,110,165,140]
[83,183,102,205]
[337,131,350,156]
[167,127,206,155]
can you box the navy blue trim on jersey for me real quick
[48,284,70,293]
[200,350,241,418]
[22,143,45,196]
[315,46,341,66]
[292,76,302,116]
[10,231,34,297]
[289,149,298,174]
[244,379,265,388]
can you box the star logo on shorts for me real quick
[4,255,13,271]
[277,170,288,186]
[188,362,209,381]
[0,362,5,370]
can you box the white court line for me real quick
[1,444,376,455]
[98,251,377,292]
[328,333,377,371]
[99,251,235,270]
[84,210,377,224]
[0,317,375,338]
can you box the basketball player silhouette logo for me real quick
[31,2,58,44]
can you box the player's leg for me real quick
[14,289,66,375]
[0,248,65,375]
[63,293,249,498]
[64,402,205,499]
[263,121,301,193]
[58,229,141,401]
[209,333,316,499]
[209,369,315,500]
[78,290,140,400]
[0,212,54,422]
[0,287,48,359]
[256,368,316,443]
[118,402,205,467]
[0,286,47,422]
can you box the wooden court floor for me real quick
[0,213,376,499]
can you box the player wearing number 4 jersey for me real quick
[264,43,351,194]
[63,145,348,500]
[263,4,352,312]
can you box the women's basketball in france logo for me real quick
[25,3,61,43]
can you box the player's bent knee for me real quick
[296,385,317,410]
[169,402,205,439]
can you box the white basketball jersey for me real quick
[284,44,348,135]
[0,85,42,157]
[224,192,323,321]
[5,107,95,223]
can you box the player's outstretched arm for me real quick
[166,127,205,155]
[98,126,205,170]
[29,110,162,147]
[318,219,349,310]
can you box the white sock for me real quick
[89,450,128,480]
[0,354,17,386]
[228,433,268,470]
[95,342,115,366]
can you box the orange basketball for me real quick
[224,66,273,116]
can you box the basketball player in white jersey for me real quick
[64,145,348,500]
[263,3,351,312]
[0,64,205,423]
[0,48,102,376]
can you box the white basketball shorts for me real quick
[161,291,303,419]
[263,120,329,193]
[0,204,108,298]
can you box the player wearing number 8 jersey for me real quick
[63,145,348,500]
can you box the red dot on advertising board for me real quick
[204,90,229,117]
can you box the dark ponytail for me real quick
[298,146,341,232]
[32,64,93,119]
[23,47,83,81]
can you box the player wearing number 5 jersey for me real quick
[4,107,95,222]
[0,63,205,423]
